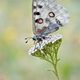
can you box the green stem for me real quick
[52,63,59,80]
[54,66,59,80]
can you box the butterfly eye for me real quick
[48,12,55,17]
[35,18,43,24]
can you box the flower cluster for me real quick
[28,34,62,80]
[29,34,62,55]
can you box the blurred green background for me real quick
[0,0,80,80]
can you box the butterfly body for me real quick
[32,35,46,43]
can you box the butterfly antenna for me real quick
[25,37,32,43]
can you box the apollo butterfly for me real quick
[26,0,69,44]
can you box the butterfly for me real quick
[25,0,69,43]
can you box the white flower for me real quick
[29,34,62,55]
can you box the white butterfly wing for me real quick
[32,0,69,36]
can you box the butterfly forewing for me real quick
[32,0,69,36]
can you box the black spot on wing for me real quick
[35,19,38,23]
[38,5,43,8]
[33,6,36,9]
[56,19,63,26]
[34,12,40,15]
[55,27,59,31]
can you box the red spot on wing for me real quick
[36,29,43,33]
[36,27,47,34]
[35,18,43,24]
